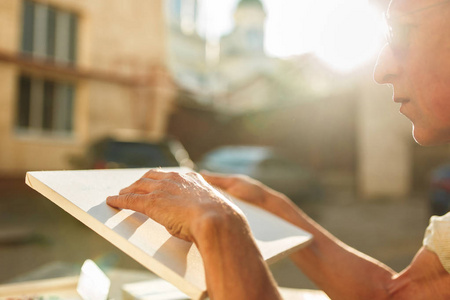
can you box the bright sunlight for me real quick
[313,0,385,72]
[197,0,385,72]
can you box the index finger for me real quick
[106,193,148,214]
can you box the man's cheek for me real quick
[435,99,450,123]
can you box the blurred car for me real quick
[196,146,321,204]
[430,164,450,216]
[70,136,194,170]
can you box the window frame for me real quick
[20,0,79,65]
[15,73,76,139]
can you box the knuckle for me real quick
[230,176,242,184]
[160,178,174,187]
[138,178,153,188]
[133,178,146,188]
[187,172,202,181]
[143,169,163,178]
[143,191,164,215]
[137,178,147,184]
[151,190,165,196]
[166,172,182,180]
[143,170,154,177]
[123,193,137,207]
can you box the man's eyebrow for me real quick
[388,0,450,18]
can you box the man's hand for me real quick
[106,169,282,300]
[106,169,246,242]
[201,171,299,223]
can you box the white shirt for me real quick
[423,212,450,273]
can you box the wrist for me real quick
[191,208,251,251]
[264,192,312,230]
[263,192,295,218]
[190,205,281,300]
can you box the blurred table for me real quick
[0,266,329,299]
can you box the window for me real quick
[16,74,75,136]
[17,1,78,137]
[21,0,78,64]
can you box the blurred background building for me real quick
[0,0,449,199]
[0,0,175,174]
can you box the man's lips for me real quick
[395,97,412,118]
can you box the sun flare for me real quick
[263,0,385,72]
[314,1,385,72]
[196,0,385,72]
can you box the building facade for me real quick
[0,0,175,175]
[164,0,423,199]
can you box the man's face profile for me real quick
[374,0,450,146]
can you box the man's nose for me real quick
[373,44,401,84]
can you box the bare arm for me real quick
[202,172,450,300]
[193,212,281,300]
[106,170,281,300]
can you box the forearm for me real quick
[192,212,282,300]
[201,174,447,299]
[268,197,397,299]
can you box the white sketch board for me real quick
[25,168,312,300]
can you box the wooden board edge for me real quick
[24,172,206,300]
[265,236,313,266]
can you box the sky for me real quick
[196,0,386,72]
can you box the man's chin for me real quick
[412,127,450,146]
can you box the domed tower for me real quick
[221,0,266,56]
